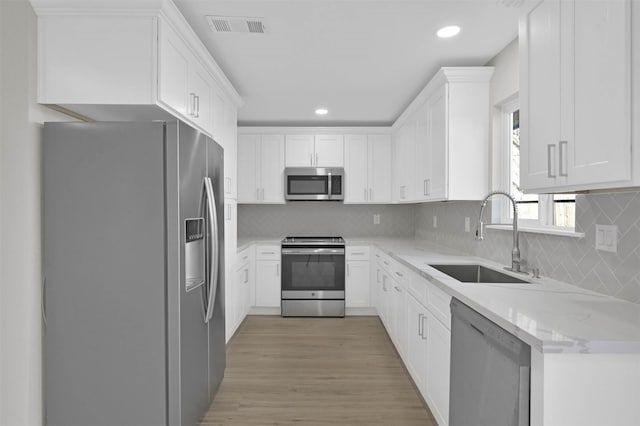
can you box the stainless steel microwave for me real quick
[284,167,344,201]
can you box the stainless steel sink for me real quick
[428,264,530,284]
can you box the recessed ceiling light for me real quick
[437,25,461,39]
[315,108,328,115]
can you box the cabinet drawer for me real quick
[407,272,428,307]
[390,261,410,286]
[427,282,451,329]
[379,253,394,274]
[346,246,370,261]
[255,245,280,260]
[236,247,251,269]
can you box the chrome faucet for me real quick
[476,190,524,274]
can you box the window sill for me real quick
[486,224,585,239]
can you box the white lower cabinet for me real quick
[254,245,281,308]
[227,247,252,343]
[424,310,451,426]
[346,246,371,308]
[375,252,451,426]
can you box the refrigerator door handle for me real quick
[42,277,47,327]
[204,176,219,323]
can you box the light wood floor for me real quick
[201,316,437,426]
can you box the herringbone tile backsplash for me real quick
[414,192,640,304]
[238,203,415,238]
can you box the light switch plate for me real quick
[595,224,617,253]
[373,214,380,225]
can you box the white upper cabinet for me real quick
[285,134,344,167]
[344,134,391,203]
[237,134,285,204]
[31,0,242,139]
[394,67,492,203]
[520,0,633,192]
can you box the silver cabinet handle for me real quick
[315,152,318,166]
[376,269,380,283]
[189,93,196,116]
[261,188,265,200]
[242,255,249,261]
[421,314,427,340]
[369,188,372,201]
[310,153,313,166]
[261,251,275,255]
[395,271,403,278]
[400,185,405,199]
[276,263,280,276]
[383,261,389,266]
[418,313,423,337]
[423,179,428,196]
[394,286,401,293]
[559,140,568,177]
[225,204,231,221]
[194,95,200,118]
[256,188,260,201]
[244,269,249,283]
[364,188,367,200]
[426,178,430,196]
[547,144,557,178]
[351,252,365,255]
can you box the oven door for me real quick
[281,247,345,298]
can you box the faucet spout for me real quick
[475,190,523,273]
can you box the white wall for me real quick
[0,1,72,425]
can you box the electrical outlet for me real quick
[433,215,437,228]
[595,224,617,253]
[465,217,470,233]
[373,214,380,225]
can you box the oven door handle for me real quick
[281,248,345,255]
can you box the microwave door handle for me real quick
[203,177,219,323]
[327,173,332,200]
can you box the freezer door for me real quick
[43,122,167,426]
[207,137,226,401]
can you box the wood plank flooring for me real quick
[201,316,437,426]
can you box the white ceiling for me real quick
[174,0,525,126]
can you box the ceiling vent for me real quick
[206,16,267,34]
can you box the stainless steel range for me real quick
[281,237,345,317]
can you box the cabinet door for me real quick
[315,135,344,167]
[406,295,428,397]
[237,134,259,203]
[346,261,370,308]
[414,102,430,202]
[564,0,631,186]
[425,312,451,426]
[394,121,415,201]
[223,106,238,199]
[259,135,285,203]
[158,22,190,118]
[520,0,562,190]
[344,135,369,203]
[368,135,392,203]
[427,86,447,200]
[188,58,214,134]
[255,260,281,308]
[391,282,408,359]
[285,135,315,167]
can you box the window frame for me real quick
[497,98,576,232]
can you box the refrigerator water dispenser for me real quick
[185,218,205,291]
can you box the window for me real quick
[500,100,575,229]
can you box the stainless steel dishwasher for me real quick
[449,298,531,426]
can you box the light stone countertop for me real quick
[238,236,640,354]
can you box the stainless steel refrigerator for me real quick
[43,121,225,426]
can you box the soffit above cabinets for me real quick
[174,0,531,127]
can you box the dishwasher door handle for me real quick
[518,366,530,426]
